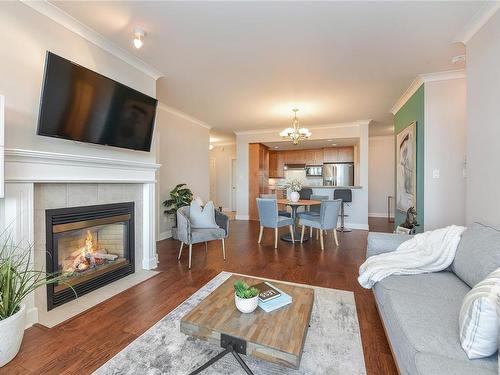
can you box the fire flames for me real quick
[63,230,118,274]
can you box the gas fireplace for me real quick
[46,202,135,310]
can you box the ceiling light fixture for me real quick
[279,109,311,145]
[209,144,214,150]
[133,28,145,49]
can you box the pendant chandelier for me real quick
[279,109,311,145]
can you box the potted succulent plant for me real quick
[285,179,303,203]
[234,280,260,314]
[0,235,72,367]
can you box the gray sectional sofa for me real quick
[367,223,500,375]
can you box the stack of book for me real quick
[252,282,292,313]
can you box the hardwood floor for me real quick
[1,218,397,375]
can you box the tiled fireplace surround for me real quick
[2,149,160,327]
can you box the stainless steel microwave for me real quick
[306,165,323,177]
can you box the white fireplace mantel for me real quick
[5,148,161,183]
[1,148,161,327]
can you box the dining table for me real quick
[277,199,322,242]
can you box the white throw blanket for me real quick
[358,225,466,289]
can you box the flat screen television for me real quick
[37,52,158,152]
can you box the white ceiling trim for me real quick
[453,2,500,44]
[390,69,466,114]
[21,0,164,80]
[419,69,466,82]
[158,103,211,129]
[390,78,423,115]
[234,120,371,136]
[210,142,236,147]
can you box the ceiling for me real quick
[51,1,480,136]
[263,138,359,151]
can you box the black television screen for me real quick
[37,52,157,152]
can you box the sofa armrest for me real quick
[215,210,229,237]
[366,232,412,258]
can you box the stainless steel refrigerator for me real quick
[323,163,354,186]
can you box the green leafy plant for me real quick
[163,184,194,226]
[0,233,73,320]
[234,280,260,299]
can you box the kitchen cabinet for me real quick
[269,151,285,178]
[337,147,354,162]
[323,147,338,163]
[249,143,270,220]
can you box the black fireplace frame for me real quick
[45,202,135,310]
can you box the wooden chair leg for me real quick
[258,226,264,244]
[301,225,305,243]
[178,242,184,260]
[274,228,278,249]
[316,229,319,240]
[289,225,295,243]
[320,231,324,250]
[334,228,339,246]
[310,226,313,237]
[221,238,226,260]
[188,244,193,269]
[205,241,208,253]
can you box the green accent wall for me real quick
[394,84,425,232]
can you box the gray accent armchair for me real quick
[299,199,341,250]
[176,206,229,269]
[256,198,294,249]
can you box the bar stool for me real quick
[334,188,352,232]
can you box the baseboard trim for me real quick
[235,214,249,220]
[368,213,388,218]
[142,257,158,270]
[158,230,172,241]
[25,307,39,329]
[345,223,369,230]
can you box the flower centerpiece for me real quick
[285,178,303,203]
[234,280,260,313]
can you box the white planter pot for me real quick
[290,191,300,203]
[0,303,26,367]
[235,293,259,314]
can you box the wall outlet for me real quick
[432,169,440,179]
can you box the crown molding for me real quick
[234,120,371,136]
[453,2,500,44]
[390,77,423,115]
[210,142,236,147]
[158,103,211,129]
[419,69,466,83]
[390,69,466,115]
[21,0,164,80]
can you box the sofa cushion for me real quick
[366,232,412,257]
[459,267,500,359]
[452,223,500,288]
[415,352,497,375]
[374,287,497,375]
[191,228,226,243]
[375,272,470,308]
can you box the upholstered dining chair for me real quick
[298,194,329,237]
[256,198,294,249]
[260,193,291,217]
[176,206,229,269]
[299,199,342,250]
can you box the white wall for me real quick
[209,144,236,211]
[0,2,157,163]
[466,10,500,229]
[424,78,467,230]
[368,136,394,217]
[156,104,210,239]
[236,122,370,229]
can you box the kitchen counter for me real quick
[304,185,362,189]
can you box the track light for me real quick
[133,28,145,49]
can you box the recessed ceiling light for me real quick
[331,143,337,146]
[274,146,279,149]
[133,28,145,49]
[327,139,333,142]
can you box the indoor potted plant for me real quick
[234,280,260,313]
[0,236,71,367]
[285,179,303,203]
[163,183,194,228]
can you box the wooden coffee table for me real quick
[180,275,315,374]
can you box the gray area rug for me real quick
[94,272,366,375]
